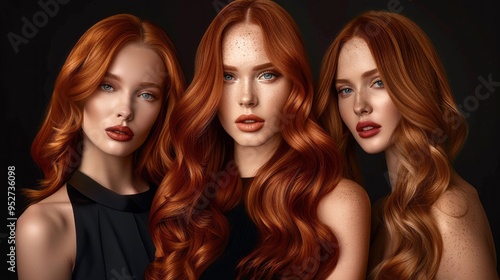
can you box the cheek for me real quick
[144,105,162,128]
[82,102,103,128]
[134,103,162,132]
[338,100,353,125]
[269,82,291,111]
[382,100,402,128]
[218,89,235,122]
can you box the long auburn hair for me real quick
[147,0,343,279]
[315,11,468,280]
[25,14,185,205]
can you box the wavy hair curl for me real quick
[315,11,468,280]
[147,0,343,279]
[26,13,185,204]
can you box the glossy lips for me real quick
[356,121,381,138]
[105,125,134,142]
[235,114,265,132]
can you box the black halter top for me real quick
[66,170,156,280]
[200,177,259,279]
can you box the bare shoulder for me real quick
[319,178,371,212]
[17,186,73,240]
[16,186,75,280]
[318,178,371,279]
[318,178,371,230]
[432,173,498,280]
[433,183,471,218]
[432,174,488,225]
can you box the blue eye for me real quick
[373,79,384,88]
[338,87,353,96]
[261,72,274,79]
[259,71,279,81]
[139,92,156,101]
[100,83,114,92]
[223,73,234,81]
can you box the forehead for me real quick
[108,43,165,83]
[222,23,268,65]
[337,37,378,75]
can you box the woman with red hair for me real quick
[146,0,370,279]
[16,14,185,280]
[316,11,498,279]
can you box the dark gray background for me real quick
[2,0,499,279]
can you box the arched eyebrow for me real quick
[223,62,274,72]
[103,72,121,81]
[335,68,379,84]
[103,72,162,90]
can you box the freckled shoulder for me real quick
[321,178,371,208]
[317,178,371,228]
[431,175,498,279]
[318,178,371,279]
[434,186,469,218]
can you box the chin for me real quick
[358,145,386,155]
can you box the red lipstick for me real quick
[235,114,265,132]
[356,121,381,138]
[105,125,134,142]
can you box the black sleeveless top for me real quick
[66,170,156,280]
[200,178,259,280]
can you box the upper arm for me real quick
[433,188,498,280]
[318,178,371,280]
[16,204,74,280]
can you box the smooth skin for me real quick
[16,43,166,280]
[336,37,498,279]
[219,23,371,279]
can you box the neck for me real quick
[234,142,278,178]
[78,150,147,195]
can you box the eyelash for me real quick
[223,73,234,81]
[99,83,157,101]
[336,78,385,96]
[138,92,157,101]
[371,79,384,88]
[258,70,280,80]
[100,83,115,92]
[222,70,281,82]
[337,87,353,96]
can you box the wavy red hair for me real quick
[147,0,343,279]
[315,11,468,279]
[25,13,185,204]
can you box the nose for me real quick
[116,94,134,122]
[353,90,371,115]
[238,79,258,107]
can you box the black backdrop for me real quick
[2,0,499,279]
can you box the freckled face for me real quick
[82,43,165,158]
[218,23,291,153]
[335,37,401,154]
